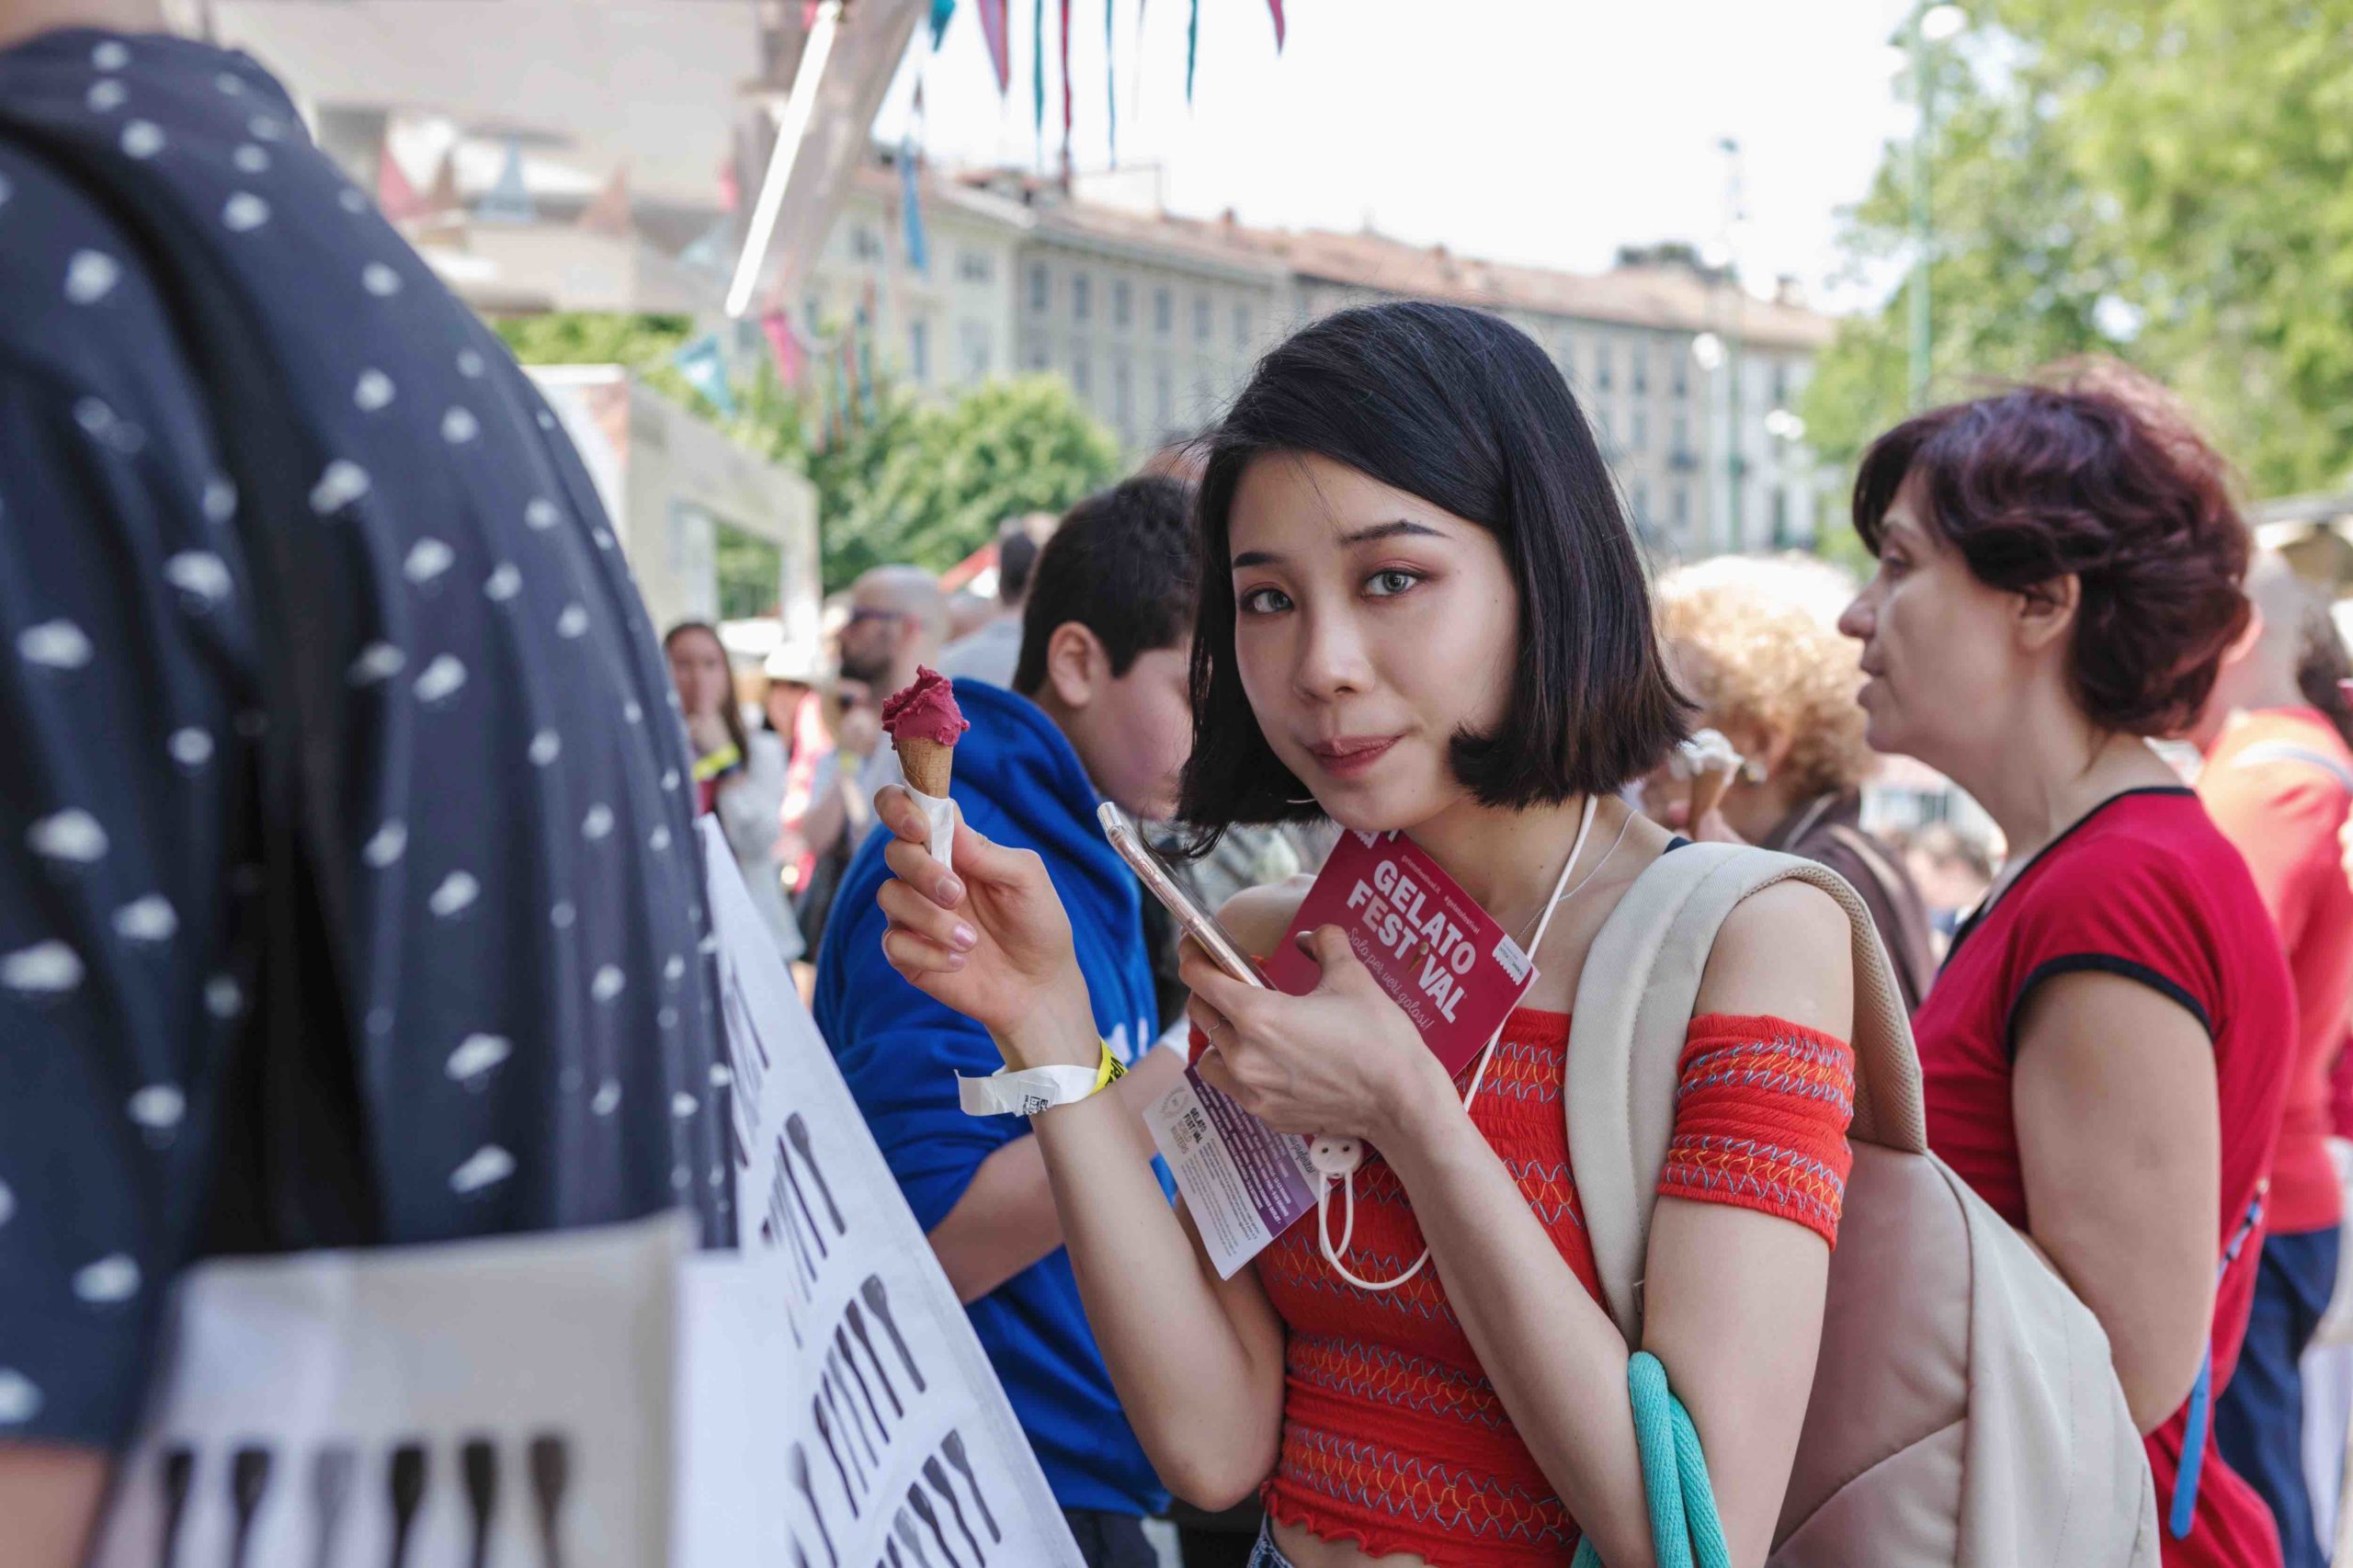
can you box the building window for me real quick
[1027,338,1049,371]
[1071,347,1091,396]
[1672,352,1688,399]
[1597,407,1614,446]
[1634,481,1652,522]
[1772,360,1791,408]
[1673,412,1689,453]
[1193,292,1211,342]
[1631,343,1649,395]
[1072,272,1092,322]
[851,225,882,262]
[1596,343,1615,392]
[1112,278,1132,328]
[1631,407,1649,451]
[1771,487,1790,546]
[1673,485,1689,527]
[1154,286,1172,335]
[1154,363,1173,426]
[957,250,994,285]
[1232,302,1251,348]
[1555,335,1575,381]
[801,296,822,335]
[909,318,929,382]
[1194,368,1213,412]
[1113,354,1132,430]
[960,320,992,380]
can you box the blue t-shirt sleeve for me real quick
[815,835,1015,1233]
[0,326,262,1449]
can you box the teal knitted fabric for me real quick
[1569,1351,1730,1568]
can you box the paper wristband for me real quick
[908,786,958,876]
[958,1047,1125,1118]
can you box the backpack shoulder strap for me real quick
[2230,741,2353,794]
[1567,843,1927,1342]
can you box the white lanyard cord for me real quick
[1316,794,1608,1292]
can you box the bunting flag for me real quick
[930,0,956,48]
[1267,0,1285,49]
[477,136,535,223]
[900,137,929,274]
[576,164,633,236]
[673,334,736,417]
[1105,0,1117,166]
[1186,0,1199,104]
[423,148,460,214]
[678,216,733,278]
[975,0,1011,92]
[759,310,805,391]
[374,142,425,222]
[1032,0,1045,165]
[1059,0,1074,174]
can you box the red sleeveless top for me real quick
[1248,1010,1856,1565]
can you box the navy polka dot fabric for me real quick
[0,28,731,1449]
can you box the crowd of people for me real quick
[7,8,2353,1568]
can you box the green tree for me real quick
[494,313,1120,593]
[1806,0,2353,563]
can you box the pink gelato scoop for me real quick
[880,666,971,748]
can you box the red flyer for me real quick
[1263,829,1539,1077]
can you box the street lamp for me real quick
[1904,3,1967,409]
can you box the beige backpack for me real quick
[1565,843,2157,1566]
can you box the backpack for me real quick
[1565,843,2158,1567]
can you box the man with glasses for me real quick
[836,565,949,803]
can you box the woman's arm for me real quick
[873,790,1288,1506]
[1188,881,1852,1568]
[2012,971,2219,1430]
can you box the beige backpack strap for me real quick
[1566,843,1928,1342]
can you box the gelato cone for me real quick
[1675,728,1745,824]
[881,666,971,870]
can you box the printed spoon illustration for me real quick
[906,1484,960,1568]
[813,1395,858,1515]
[228,1447,274,1568]
[777,1132,827,1258]
[311,1445,357,1568]
[922,1459,983,1565]
[157,1447,196,1568]
[824,1363,878,1470]
[790,1443,837,1567]
[846,1301,903,1417]
[859,1276,926,1393]
[892,1511,931,1568]
[528,1434,570,1568]
[835,1324,888,1441]
[387,1443,428,1568]
[938,1431,999,1543]
[786,1114,845,1233]
[461,1437,499,1568]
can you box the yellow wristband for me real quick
[1093,1040,1128,1096]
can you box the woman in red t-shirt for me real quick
[872,303,1860,1567]
[1837,369,2298,1568]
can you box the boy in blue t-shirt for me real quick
[815,477,1199,1566]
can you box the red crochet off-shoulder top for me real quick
[1248,1009,1856,1566]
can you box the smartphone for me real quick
[1097,801,1269,989]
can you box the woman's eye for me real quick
[1365,569,1420,598]
[1239,585,1293,615]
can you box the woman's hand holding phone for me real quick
[873,785,1098,1071]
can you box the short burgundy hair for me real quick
[1853,369,2251,736]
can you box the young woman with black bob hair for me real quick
[872,301,1861,1567]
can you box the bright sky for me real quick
[872,1,1925,316]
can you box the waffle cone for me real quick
[1688,765,1736,822]
[899,737,955,798]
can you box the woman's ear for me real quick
[1045,620,1107,710]
[2014,573,2082,655]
